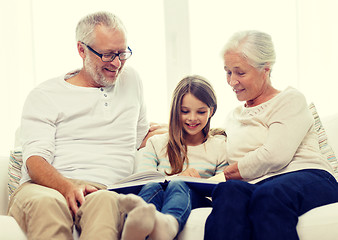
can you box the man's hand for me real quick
[60,181,98,216]
[179,168,201,178]
[139,122,168,149]
[26,156,98,216]
[223,162,242,180]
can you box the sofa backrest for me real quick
[322,113,338,156]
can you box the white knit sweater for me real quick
[225,87,334,183]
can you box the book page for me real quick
[108,171,226,195]
[207,172,226,182]
[107,171,168,193]
[113,171,166,185]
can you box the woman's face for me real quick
[224,51,270,107]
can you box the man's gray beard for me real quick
[85,57,120,87]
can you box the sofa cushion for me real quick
[309,103,338,179]
[8,150,22,198]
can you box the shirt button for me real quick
[104,94,107,97]
[105,103,108,106]
[100,88,104,91]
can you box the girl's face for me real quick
[180,93,213,145]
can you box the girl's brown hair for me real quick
[166,75,217,175]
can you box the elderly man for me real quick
[7,11,159,240]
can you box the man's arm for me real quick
[139,122,168,149]
[26,156,97,215]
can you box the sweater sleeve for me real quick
[136,136,161,173]
[238,90,314,180]
[214,135,229,174]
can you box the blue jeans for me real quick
[204,169,338,240]
[138,180,211,234]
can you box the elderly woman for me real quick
[204,30,338,240]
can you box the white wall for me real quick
[0,0,35,155]
[188,0,300,126]
[1,0,338,155]
[0,0,167,155]
[297,0,338,117]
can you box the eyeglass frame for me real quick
[81,42,132,62]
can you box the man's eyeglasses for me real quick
[81,42,132,62]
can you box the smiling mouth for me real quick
[186,123,200,128]
[105,68,116,72]
[233,88,244,94]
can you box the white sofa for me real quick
[1,105,338,240]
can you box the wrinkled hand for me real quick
[223,163,242,180]
[60,181,98,216]
[179,168,201,178]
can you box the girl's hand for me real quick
[223,163,242,180]
[179,168,201,178]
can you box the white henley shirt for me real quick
[20,66,149,186]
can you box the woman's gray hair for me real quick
[76,11,126,45]
[222,30,276,71]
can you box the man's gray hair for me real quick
[76,11,126,45]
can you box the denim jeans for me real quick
[204,169,338,240]
[138,180,211,233]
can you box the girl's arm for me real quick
[214,136,229,175]
[136,135,167,173]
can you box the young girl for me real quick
[119,75,228,240]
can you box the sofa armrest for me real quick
[0,156,9,215]
[0,216,26,240]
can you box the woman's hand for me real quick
[179,168,201,178]
[223,163,242,180]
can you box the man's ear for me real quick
[77,41,86,59]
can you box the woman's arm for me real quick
[227,90,314,180]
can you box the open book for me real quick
[108,171,226,196]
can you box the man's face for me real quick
[84,25,128,87]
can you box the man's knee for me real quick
[8,183,72,236]
[84,190,119,207]
[10,183,68,213]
